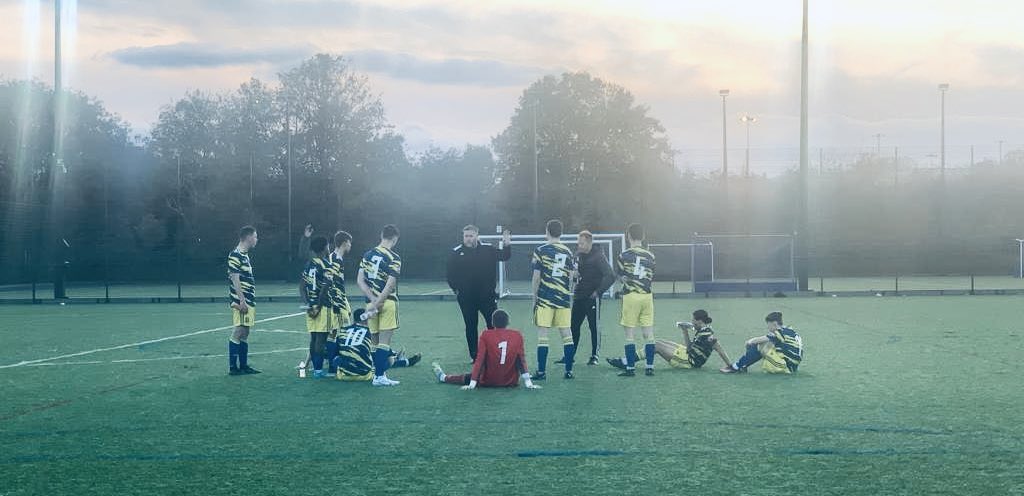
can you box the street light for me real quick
[719,89,730,179]
[939,83,949,177]
[740,115,757,176]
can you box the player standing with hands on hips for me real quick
[446,225,512,361]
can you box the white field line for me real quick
[421,288,452,295]
[0,312,304,370]
[23,347,307,367]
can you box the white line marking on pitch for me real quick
[421,288,451,295]
[23,347,307,367]
[0,312,304,370]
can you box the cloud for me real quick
[346,49,553,88]
[108,43,314,68]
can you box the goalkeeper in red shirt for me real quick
[431,309,541,390]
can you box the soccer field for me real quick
[1,297,1022,495]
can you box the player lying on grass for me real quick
[720,311,803,374]
[333,309,421,381]
[431,309,541,390]
[608,309,731,370]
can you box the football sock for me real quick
[238,340,249,368]
[625,340,637,369]
[392,357,410,367]
[373,345,392,378]
[537,336,549,373]
[325,341,339,373]
[644,340,656,368]
[228,340,240,369]
[562,335,576,372]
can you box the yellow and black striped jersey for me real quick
[336,324,373,378]
[327,252,349,313]
[532,242,575,309]
[227,249,255,307]
[360,245,401,301]
[687,325,716,368]
[617,247,656,294]
[302,256,331,307]
[768,326,803,371]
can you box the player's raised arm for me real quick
[497,228,512,262]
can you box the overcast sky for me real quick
[3,0,1022,172]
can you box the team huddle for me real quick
[226,220,804,389]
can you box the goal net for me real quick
[646,242,714,293]
[478,231,625,297]
[690,233,797,292]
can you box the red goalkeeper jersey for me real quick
[471,328,529,387]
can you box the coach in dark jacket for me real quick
[571,231,616,365]
[447,225,512,360]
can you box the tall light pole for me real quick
[719,89,730,179]
[740,115,757,176]
[797,0,809,291]
[997,140,1004,166]
[531,101,539,222]
[939,83,949,177]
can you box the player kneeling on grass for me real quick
[431,309,541,390]
[608,309,731,370]
[720,312,803,374]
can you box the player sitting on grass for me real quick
[720,311,803,374]
[332,309,421,381]
[431,309,541,390]
[608,309,731,371]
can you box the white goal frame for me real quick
[647,242,715,292]
[479,232,625,297]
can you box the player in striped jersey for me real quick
[613,223,657,376]
[227,226,260,375]
[323,230,353,374]
[530,219,577,380]
[610,309,732,370]
[358,224,403,387]
[721,312,803,374]
[301,236,332,378]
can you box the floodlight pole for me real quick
[52,0,66,299]
[740,115,756,176]
[719,90,730,181]
[532,101,539,223]
[997,140,1004,166]
[796,0,810,291]
[939,83,949,178]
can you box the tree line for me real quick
[1,53,1023,287]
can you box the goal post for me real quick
[690,233,799,293]
[646,242,714,293]
[479,231,625,297]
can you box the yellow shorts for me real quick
[668,344,694,369]
[368,299,399,334]
[760,343,792,374]
[336,371,373,382]
[306,308,330,333]
[620,293,654,328]
[331,309,351,330]
[535,306,571,328]
[232,306,255,327]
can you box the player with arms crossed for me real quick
[227,226,260,375]
[613,223,657,377]
[530,219,577,380]
[358,224,404,387]
[431,309,540,390]
[720,312,803,374]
